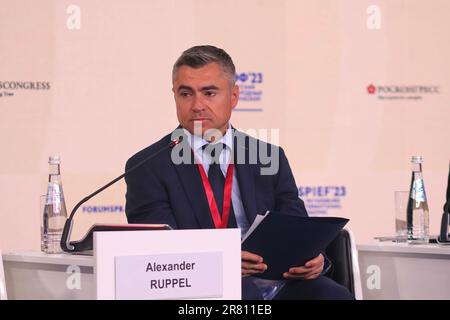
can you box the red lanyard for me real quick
[197,162,234,229]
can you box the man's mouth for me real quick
[191,118,210,122]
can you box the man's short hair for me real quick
[172,45,236,85]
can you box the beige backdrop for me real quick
[1,0,449,251]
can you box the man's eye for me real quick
[205,91,216,97]
[180,92,192,97]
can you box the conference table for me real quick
[357,241,450,299]
[2,251,95,299]
[4,241,450,299]
[2,228,241,300]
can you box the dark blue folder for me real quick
[241,212,349,280]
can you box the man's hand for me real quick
[241,251,267,277]
[282,253,324,280]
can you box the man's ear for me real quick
[231,84,239,109]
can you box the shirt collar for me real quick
[183,123,233,153]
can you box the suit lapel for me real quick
[233,130,258,224]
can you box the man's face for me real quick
[172,62,239,137]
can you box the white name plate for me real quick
[115,252,223,299]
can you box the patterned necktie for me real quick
[205,143,226,215]
[203,143,236,227]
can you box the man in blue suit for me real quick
[125,45,353,300]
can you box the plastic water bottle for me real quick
[406,156,430,244]
[41,156,68,253]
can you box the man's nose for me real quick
[192,94,206,112]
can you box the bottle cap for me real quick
[411,155,423,163]
[48,156,61,164]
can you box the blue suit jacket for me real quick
[125,128,308,228]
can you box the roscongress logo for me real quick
[367,84,376,94]
[367,83,440,100]
[0,80,51,98]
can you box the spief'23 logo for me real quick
[235,72,263,84]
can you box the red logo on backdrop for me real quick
[366,83,440,100]
[367,84,376,94]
